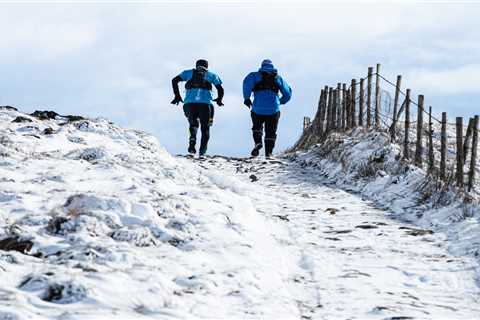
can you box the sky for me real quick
[1,1,479,156]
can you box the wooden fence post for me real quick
[391,75,402,140]
[463,117,474,164]
[337,83,342,129]
[327,88,333,132]
[375,63,381,128]
[359,78,364,127]
[332,89,338,130]
[404,89,411,159]
[346,89,351,129]
[367,67,373,128]
[319,87,328,136]
[414,95,424,167]
[428,106,434,173]
[351,79,357,128]
[468,115,479,191]
[342,84,347,131]
[440,112,447,180]
[456,117,464,188]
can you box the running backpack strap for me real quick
[252,72,280,94]
[185,68,213,90]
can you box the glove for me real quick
[171,95,183,105]
[244,98,252,109]
[213,98,224,106]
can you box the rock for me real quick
[46,217,70,235]
[0,106,18,111]
[355,224,378,229]
[30,110,59,120]
[42,282,87,304]
[0,237,33,254]
[78,148,106,162]
[249,174,258,182]
[42,127,54,135]
[11,116,33,123]
[325,208,339,215]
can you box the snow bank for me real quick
[287,128,480,266]
[0,107,293,319]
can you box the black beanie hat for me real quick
[196,59,208,69]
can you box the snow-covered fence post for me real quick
[359,78,365,127]
[440,112,447,180]
[414,95,424,167]
[468,115,479,191]
[351,79,357,128]
[342,84,347,131]
[428,106,435,173]
[391,75,402,141]
[367,67,373,128]
[463,117,474,164]
[456,117,464,188]
[404,89,411,159]
[375,63,381,128]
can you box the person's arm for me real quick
[213,84,224,106]
[171,75,183,105]
[242,73,255,108]
[278,76,292,105]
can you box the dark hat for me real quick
[196,59,208,69]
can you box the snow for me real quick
[1,107,480,319]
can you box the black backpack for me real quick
[185,68,212,90]
[253,72,279,94]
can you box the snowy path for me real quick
[189,155,480,319]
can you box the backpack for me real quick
[253,72,280,94]
[185,68,212,90]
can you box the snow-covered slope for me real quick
[1,107,480,320]
[0,107,296,319]
[287,128,480,273]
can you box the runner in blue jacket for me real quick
[171,59,224,157]
[243,59,292,158]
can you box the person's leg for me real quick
[198,104,211,155]
[187,104,200,154]
[250,111,265,156]
[264,111,281,157]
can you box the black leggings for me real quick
[251,111,280,154]
[183,103,212,153]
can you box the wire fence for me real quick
[299,64,480,193]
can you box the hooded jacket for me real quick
[242,60,292,115]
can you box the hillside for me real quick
[1,107,480,319]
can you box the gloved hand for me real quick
[213,98,224,106]
[243,98,252,109]
[171,95,183,105]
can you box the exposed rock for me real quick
[0,237,33,254]
[42,127,54,135]
[46,217,70,235]
[0,106,18,111]
[30,110,59,120]
[11,116,33,123]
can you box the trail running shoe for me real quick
[251,144,262,157]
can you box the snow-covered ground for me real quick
[1,107,480,319]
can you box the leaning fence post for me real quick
[440,112,447,180]
[428,106,434,173]
[346,89,351,129]
[351,79,357,128]
[359,78,364,127]
[375,63,381,128]
[404,89,411,159]
[463,117,474,164]
[414,95,424,167]
[391,75,402,140]
[456,117,464,188]
[468,115,479,191]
